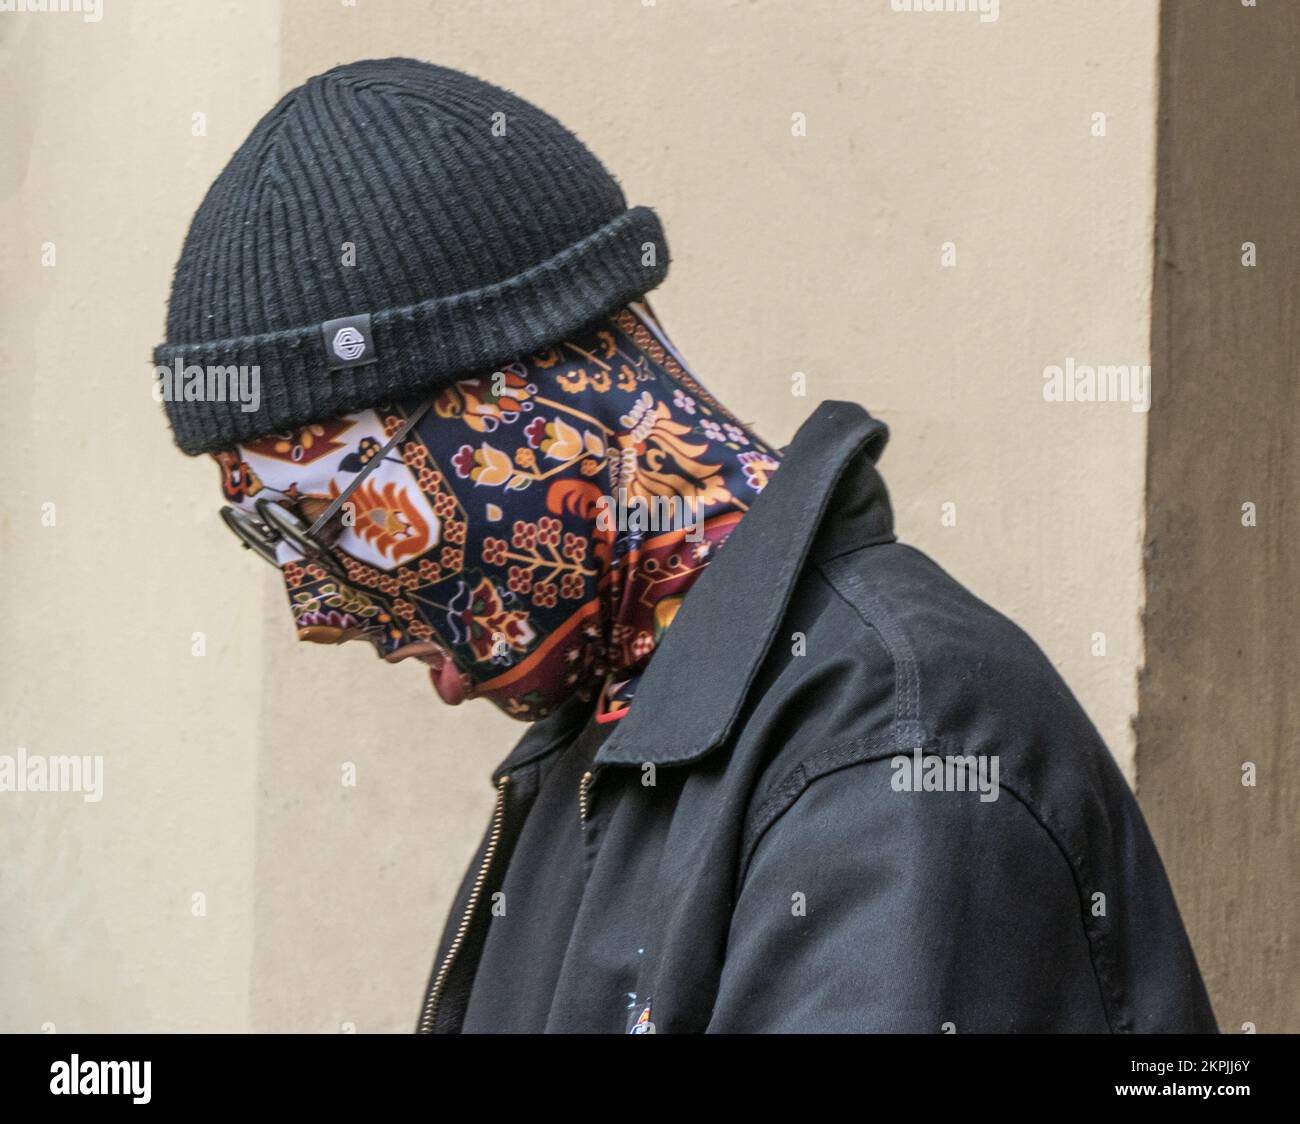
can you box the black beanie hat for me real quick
[153,57,669,455]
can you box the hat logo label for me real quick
[332,326,367,361]
[320,313,378,371]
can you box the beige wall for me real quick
[3,0,1168,1032]
[0,0,280,1031]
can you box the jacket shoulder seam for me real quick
[816,552,924,745]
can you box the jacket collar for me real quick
[595,400,894,768]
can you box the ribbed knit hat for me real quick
[153,57,669,455]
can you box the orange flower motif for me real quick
[615,394,733,509]
[558,368,588,395]
[546,479,603,518]
[452,442,514,486]
[331,478,435,564]
[539,417,605,463]
[616,364,639,393]
[433,369,535,433]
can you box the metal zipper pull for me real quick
[579,770,594,825]
[417,773,510,1034]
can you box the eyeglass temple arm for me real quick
[307,401,433,537]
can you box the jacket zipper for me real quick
[579,770,594,824]
[417,773,510,1034]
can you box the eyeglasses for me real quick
[220,499,345,572]
[221,401,432,571]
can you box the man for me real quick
[154,58,1217,1033]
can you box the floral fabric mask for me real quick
[216,303,781,721]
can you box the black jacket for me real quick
[416,401,1217,1034]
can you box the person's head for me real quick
[209,302,778,720]
[154,59,776,719]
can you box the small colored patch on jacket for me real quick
[628,1002,655,1034]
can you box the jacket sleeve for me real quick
[706,757,1113,1033]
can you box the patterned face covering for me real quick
[216,303,781,721]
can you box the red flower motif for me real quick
[560,572,586,600]
[482,537,508,565]
[507,565,533,594]
[457,576,535,663]
[524,416,547,448]
[537,516,562,546]
[532,582,558,608]
[451,444,476,478]
[512,520,538,549]
[561,532,587,562]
